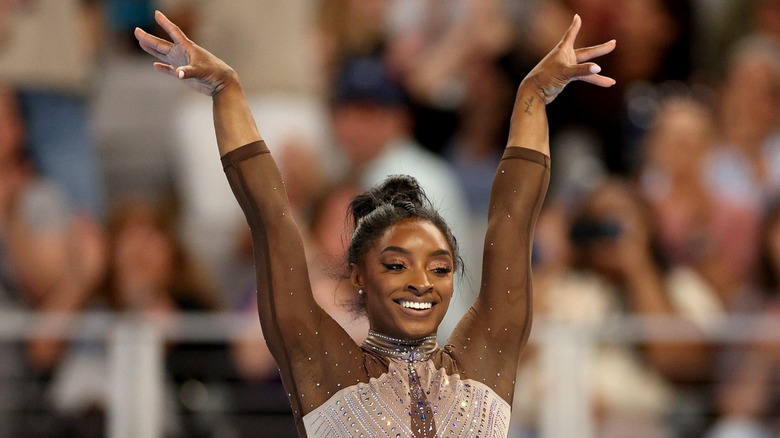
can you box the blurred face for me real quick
[756,0,780,39]
[351,0,387,29]
[616,0,677,50]
[352,218,454,340]
[578,184,652,277]
[312,185,360,257]
[113,214,175,305]
[646,99,714,177]
[721,56,780,143]
[332,103,407,166]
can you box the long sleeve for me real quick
[221,141,365,434]
[445,146,550,404]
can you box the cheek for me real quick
[435,277,455,310]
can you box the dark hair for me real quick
[345,175,462,312]
[756,198,780,297]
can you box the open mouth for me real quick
[396,300,434,310]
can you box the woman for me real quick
[135,11,615,437]
[707,200,780,438]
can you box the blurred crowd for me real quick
[2,0,780,437]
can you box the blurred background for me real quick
[1,0,780,437]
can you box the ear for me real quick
[350,263,363,289]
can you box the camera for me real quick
[568,217,622,247]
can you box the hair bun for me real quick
[350,175,428,225]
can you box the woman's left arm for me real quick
[446,15,615,402]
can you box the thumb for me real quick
[566,63,601,81]
[176,65,197,80]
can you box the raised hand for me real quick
[524,15,616,104]
[134,10,236,96]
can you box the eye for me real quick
[382,263,405,271]
[431,265,453,275]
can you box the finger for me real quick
[575,39,617,63]
[153,62,177,77]
[578,74,617,88]
[564,63,616,87]
[135,27,172,60]
[560,14,582,48]
[154,10,189,45]
[565,62,601,79]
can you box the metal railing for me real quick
[1,311,777,437]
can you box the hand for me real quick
[134,10,236,96]
[523,15,616,104]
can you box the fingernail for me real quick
[178,70,185,79]
[589,64,601,74]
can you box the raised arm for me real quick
[447,15,616,402]
[135,12,361,425]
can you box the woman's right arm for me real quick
[135,12,362,421]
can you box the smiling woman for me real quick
[345,175,458,340]
[135,10,615,437]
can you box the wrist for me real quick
[212,68,241,98]
[517,79,548,105]
[507,83,549,151]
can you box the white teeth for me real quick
[399,300,432,310]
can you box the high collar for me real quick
[362,330,439,363]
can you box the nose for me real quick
[405,269,433,295]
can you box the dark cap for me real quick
[331,55,407,107]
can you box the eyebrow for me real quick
[380,246,453,258]
[380,246,411,255]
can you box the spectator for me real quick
[703,34,780,293]
[0,86,104,437]
[386,0,515,154]
[640,95,717,271]
[42,198,230,437]
[314,0,389,84]
[0,0,106,219]
[513,180,713,438]
[707,199,780,438]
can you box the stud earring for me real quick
[358,289,364,295]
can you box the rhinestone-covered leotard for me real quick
[222,142,550,437]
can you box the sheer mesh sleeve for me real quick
[222,141,367,432]
[444,146,550,404]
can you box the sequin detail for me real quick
[303,359,510,437]
[361,330,438,363]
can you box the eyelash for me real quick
[432,266,452,275]
[383,263,451,275]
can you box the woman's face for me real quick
[352,218,454,340]
[113,213,175,305]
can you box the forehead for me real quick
[587,185,635,215]
[371,218,451,254]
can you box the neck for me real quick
[362,330,438,363]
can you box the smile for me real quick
[397,300,433,310]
